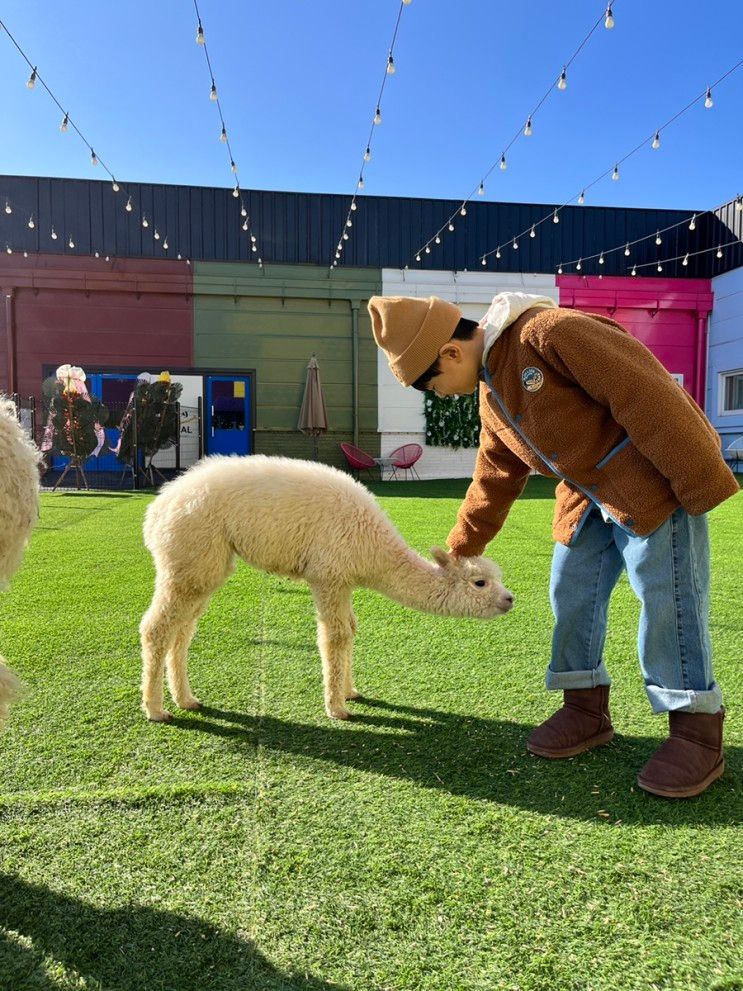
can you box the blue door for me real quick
[205,375,252,456]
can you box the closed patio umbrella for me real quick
[298,354,328,460]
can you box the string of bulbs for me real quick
[471,58,743,273]
[192,0,263,268]
[410,1,617,266]
[330,0,411,273]
[0,18,190,263]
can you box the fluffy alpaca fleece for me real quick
[141,455,514,722]
[0,398,41,732]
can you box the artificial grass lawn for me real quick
[0,476,740,991]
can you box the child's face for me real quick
[426,338,483,398]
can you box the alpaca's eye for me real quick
[474,579,488,588]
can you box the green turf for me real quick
[0,477,740,991]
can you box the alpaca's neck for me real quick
[363,543,447,614]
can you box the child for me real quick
[368,292,739,799]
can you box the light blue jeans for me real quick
[547,506,723,714]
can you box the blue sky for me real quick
[0,0,741,211]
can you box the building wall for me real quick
[193,263,381,466]
[379,270,560,479]
[708,266,743,454]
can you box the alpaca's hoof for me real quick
[327,707,351,721]
[147,709,173,723]
[179,697,202,711]
[345,689,362,701]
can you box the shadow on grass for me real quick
[172,700,740,828]
[0,873,345,991]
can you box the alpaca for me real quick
[0,398,41,732]
[140,456,514,722]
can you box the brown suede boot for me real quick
[527,686,614,758]
[637,708,725,799]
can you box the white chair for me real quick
[724,436,743,472]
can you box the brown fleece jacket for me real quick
[447,307,739,557]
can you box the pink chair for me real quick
[340,442,378,480]
[389,443,423,481]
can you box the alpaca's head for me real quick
[429,548,514,619]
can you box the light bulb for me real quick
[243,220,249,231]
[496,248,501,259]
[258,258,263,267]
[655,232,662,246]
[524,118,532,137]
[231,160,237,173]
[558,67,567,90]
[125,197,133,212]
[576,258,582,270]
[177,253,182,260]
[599,252,605,265]
[346,218,353,227]
[335,251,340,260]
[68,237,75,248]
[28,215,35,229]
[142,215,149,228]
[612,164,620,181]
[657,263,663,272]
[631,265,637,276]
[435,235,441,244]
[481,257,487,266]
[343,232,349,240]
[448,222,455,232]
[604,5,614,28]
[251,245,257,253]
[186,259,191,265]
[91,149,98,166]
[624,243,630,256]
[51,227,57,240]
[357,176,364,189]
[154,229,160,240]
[513,238,519,250]
[716,245,723,258]
[373,107,381,125]
[23,251,28,258]
[416,254,421,262]
[460,205,467,216]
[682,253,689,266]
[5,246,11,255]
[241,206,247,217]
[250,235,256,243]
[530,225,536,238]
[652,131,660,150]
[163,239,169,250]
[557,264,563,274]
[210,83,218,101]
[704,87,713,109]
[386,54,395,75]
[112,179,120,192]
[553,209,559,224]
[220,126,227,143]
[689,214,696,230]
[578,191,585,205]
[95,251,100,258]
[4,201,11,215]
[60,113,69,132]
[425,246,431,254]
[233,185,240,198]
[351,201,357,211]
[196,22,205,44]
[402,0,412,5]
[478,181,485,196]
[499,154,507,171]
[26,67,37,89]
[364,147,371,161]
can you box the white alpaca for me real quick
[140,456,514,722]
[0,398,41,732]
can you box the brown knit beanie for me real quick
[368,295,462,386]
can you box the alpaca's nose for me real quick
[502,591,515,610]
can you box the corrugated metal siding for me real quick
[1,174,741,277]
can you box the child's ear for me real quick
[431,547,451,568]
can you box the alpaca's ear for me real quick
[431,547,452,568]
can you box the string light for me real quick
[689,213,696,230]
[243,220,249,231]
[4,200,11,215]
[655,231,662,245]
[604,5,615,28]
[682,253,689,266]
[524,118,532,137]
[351,201,357,211]
[163,237,169,250]
[558,66,567,90]
[90,149,98,166]
[481,257,487,266]
[142,215,149,228]
[26,66,36,88]
[530,225,536,238]
[196,21,205,44]
[448,222,455,232]
[364,147,371,161]
[357,176,365,190]
[112,179,120,192]
[512,238,519,250]
[125,196,133,212]
[495,248,501,259]
[51,226,57,240]
[657,262,663,272]
[231,160,237,173]
[624,243,630,256]
[632,264,637,276]
[374,107,382,125]
[652,130,660,150]
[5,246,11,255]
[435,235,441,243]
[599,252,605,265]
[154,229,160,240]
[346,218,353,227]
[704,86,713,109]
[220,126,227,143]
[387,54,395,75]
[553,209,560,224]
[27,215,34,229]
[557,264,563,274]
[68,236,75,248]
[478,181,485,196]
[425,246,431,254]
[210,83,218,101]
[460,205,467,216]
[578,190,585,204]
[576,258,582,270]
[232,185,240,198]
[60,113,68,132]
[716,245,723,258]
[612,163,620,180]
[500,154,507,171]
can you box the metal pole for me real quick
[29,395,36,442]
[351,301,360,448]
[3,289,16,395]
[132,393,139,491]
[197,396,204,460]
[175,401,181,471]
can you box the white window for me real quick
[720,370,743,415]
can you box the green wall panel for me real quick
[193,262,382,465]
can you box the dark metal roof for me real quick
[1,174,740,278]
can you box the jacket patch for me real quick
[521,366,544,393]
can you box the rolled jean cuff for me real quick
[645,681,723,715]
[545,660,612,691]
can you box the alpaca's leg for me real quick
[311,585,356,720]
[166,593,210,710]
[344,608,361,701]
[140,590,188,722]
